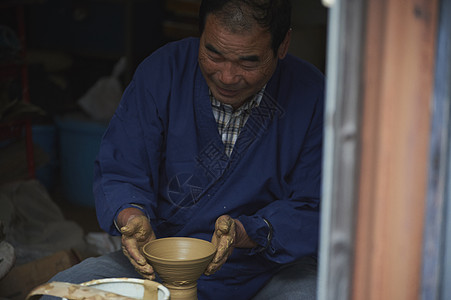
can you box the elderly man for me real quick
[48,0,324,299]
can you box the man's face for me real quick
[198,14,287,109]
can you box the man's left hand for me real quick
[205,215,257,275]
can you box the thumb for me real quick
[121,215,148,236]
[215,215,235,236]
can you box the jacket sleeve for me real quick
[237,87,323,264]
[93,76,164,236]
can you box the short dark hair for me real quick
[199,0,292,55]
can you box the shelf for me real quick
[164,0,201,40]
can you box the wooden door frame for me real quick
[318,0,441,299]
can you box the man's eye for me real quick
[241,62,258,70]
[208,54,223,62]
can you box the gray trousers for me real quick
[43,251,317,299]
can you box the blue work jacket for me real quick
[93,37,325,299]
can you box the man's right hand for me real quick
[117,207,156,279]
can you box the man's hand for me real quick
[205,215,257,275]
[118,208,156,279]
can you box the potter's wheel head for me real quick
[143,237,216,285]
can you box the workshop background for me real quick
[0,1,327,299]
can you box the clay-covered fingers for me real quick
[120,215,156,278]
[205,215,237,276]
[121,234,147,267]
[205,234,234,275]
[215,233,234,261]
[120,215,155,241]
[215,215,235,236]
[122,244,155,279]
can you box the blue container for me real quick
[56,116,108,207]
[32,124,58,190]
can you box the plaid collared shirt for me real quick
[210,88,264,156]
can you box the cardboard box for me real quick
[0,249,81,300]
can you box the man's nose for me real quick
[218,62,241,85]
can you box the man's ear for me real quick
[277,28,292,59]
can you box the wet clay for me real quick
[143,237,216,300]
[25,282,136,300]
[142,280,159,300]
[26,279,167,300]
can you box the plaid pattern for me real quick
[210,88,264,156]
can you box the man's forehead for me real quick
[203,15,272,48]
[205,42,261,61]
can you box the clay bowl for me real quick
[143,237,216,287]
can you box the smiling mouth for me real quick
[216,86,239,97]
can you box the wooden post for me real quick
[353,0,438,299]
